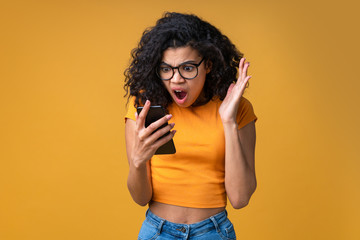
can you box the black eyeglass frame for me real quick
[156,57,205,81]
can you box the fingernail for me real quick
[166,114,172,120]
[170,122,175,128]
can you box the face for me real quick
[160,46,209,108]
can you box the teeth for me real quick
[175,90,182,92]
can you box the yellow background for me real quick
[1,0,359,239]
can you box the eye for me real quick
[181,64,195,72]
[160,66,172,73]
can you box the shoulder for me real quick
[213,96,254,110]
[236,97,257,129]
[124,96,137,122]
[239,97,254,111]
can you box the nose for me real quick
[171,69,185,83]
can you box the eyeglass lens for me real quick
[158,63,198,80]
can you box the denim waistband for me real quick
[145,208,228,238]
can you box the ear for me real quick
[205,60,212,74]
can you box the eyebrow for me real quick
[160,60,198,66]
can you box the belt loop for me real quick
[157,219,165,234]
[210,216,220,233]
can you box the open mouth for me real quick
[174,90,187,100]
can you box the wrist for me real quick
[131,157,148,169]
[221,118,238,128]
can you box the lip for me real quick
[171,87,186,91]
[171,87,188,105]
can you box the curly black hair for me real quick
[124,12,247,108]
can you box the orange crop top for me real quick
[125,96,257,208]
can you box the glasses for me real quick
[157,58,205,81]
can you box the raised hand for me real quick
[219,58,252,124]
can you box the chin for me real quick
[173,98,194,108]
[174,101,192,108]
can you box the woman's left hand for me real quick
[219,57,252,124]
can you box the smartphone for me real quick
[137,106,176,155]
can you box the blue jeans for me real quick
[138,209,236,240]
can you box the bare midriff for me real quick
[149,201,226,224]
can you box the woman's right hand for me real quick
[131,100,176,168]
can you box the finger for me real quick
[240,75,252,90]
[153,130,176,150]
[136,100,150,129]
[241,61,250,81]
[135,112,138,120]
[232,75,252,100]
[147,122,175,143]
[239,57,245,77]
[142,122,174,147]
[227,83,235,95]
[144,114,172,136]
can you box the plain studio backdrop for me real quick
[0,0,359,239]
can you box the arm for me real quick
[223,120,256,209]
[125,100,176,206]
[219,58,257,209]
[125,119,152,206]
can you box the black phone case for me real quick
[137,106,176,155]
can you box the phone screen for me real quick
[137,106,176,155]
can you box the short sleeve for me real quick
[236,97,257,129]
[124,96,137,122]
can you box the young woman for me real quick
[124,12,257,240]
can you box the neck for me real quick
[191,90,209,107]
